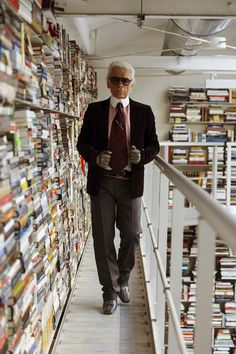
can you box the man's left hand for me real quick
[128,145,141,164]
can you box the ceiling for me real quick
[55,0,236,72]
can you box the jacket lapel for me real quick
[130,99,138,145]
[100,99,110,149]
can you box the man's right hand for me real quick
[96,150,112,169]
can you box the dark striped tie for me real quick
[109,102,128,171]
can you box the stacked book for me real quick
[169,124,189,142]
[186,105,202,122]
[207,89,229,102]
[206,124,227,142]
[215,282,235,302]
[224,302,236,327]
[213,328,235,353]
[189,88,207,101]
[171,148,188,164]
[169,104,186,123]
[212,303,223,327]
[168,87,189,102]
[215,239,230,257]
[220,257,236,280]
[190,239,198,257]
[182,327,194,348]
[208,106,225,123]
[188,147,207,165]
[225,107,236,122]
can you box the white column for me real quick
[156,172,169,352]
[168,188,185,353]
[194,218,216,354]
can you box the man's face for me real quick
[107,67,133,99]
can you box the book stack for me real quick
[215,282,235,302]
[186,105,202,122]
[53,59,63,111]
[44,54,54,109]
[169,104,186,123]
[171,148,188,164]
[220,257,236,280]
[215,239,230,257]
[224,302,236,327]
[181,327,194,348]
[62,70,73,115]
[208,146,225,166]
[190,239,198,257]
[213,328,235,353]
[206,124,227,142]
[186,303,196,326]
[188,147,207,165]
[189,88,207,101]
[168,87,189,102]
[212,303,223,327]
[208,106,225,123]
[169,124,189,142]
[207,89,229,102]
[224,107,236,122]
[188,283,197,303]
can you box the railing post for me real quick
[150,164,161,319]
[168,188,185,354]
[194,218,216,354]
[156,171,169,352]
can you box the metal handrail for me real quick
[155,155,236,252]
[141,155,236,354]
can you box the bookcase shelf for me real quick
[166,87,236,352]
[166,227,236,352]
[14,98,83,120]
[0,1,96,353]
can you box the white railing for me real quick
[140,156,236,354]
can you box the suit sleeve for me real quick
[139,106,160,166]
[76,104,100,166]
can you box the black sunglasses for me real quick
[109,76,132,86]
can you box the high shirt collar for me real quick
[110,95,130,108]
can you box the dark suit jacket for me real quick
[76,98,160,198]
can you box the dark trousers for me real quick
[90,176,142,301]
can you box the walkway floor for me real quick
[52,234,154,354]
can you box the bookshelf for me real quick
[0,1,96,353]
[166,227,236,353]
[165,88,236,352]
[166,86,236,206]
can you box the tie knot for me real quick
[116,102,123,110]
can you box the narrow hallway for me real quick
[52,235,154,354]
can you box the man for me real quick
[77,61,159,315]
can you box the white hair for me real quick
[107,61,135,83]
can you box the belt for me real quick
[103,170,132,178]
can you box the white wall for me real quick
[95,68,236,141]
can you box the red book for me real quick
[7,0,19,11]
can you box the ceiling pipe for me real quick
[161,18,232,74]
